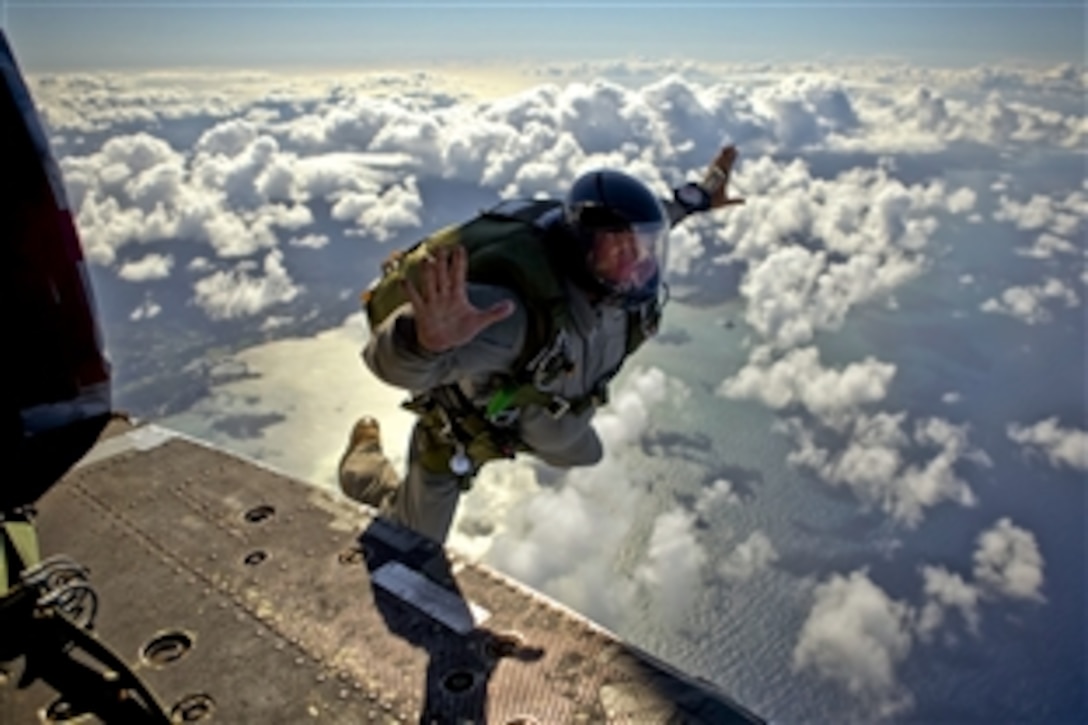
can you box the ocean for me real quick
[595,212,1086,723]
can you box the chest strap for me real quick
[402,376,610,482]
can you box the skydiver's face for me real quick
[590,229,646,289]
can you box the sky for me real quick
[6,3,1086,723]
[3,0,1085,71]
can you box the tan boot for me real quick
[346,415,382,455]
[338,416,399,509]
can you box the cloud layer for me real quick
[31,59,1084,724]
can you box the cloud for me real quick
[482,367,700,629]
[353,177,424,242]
[45,64,1075,349]
[192,133,284,210]
[118,253,174,282]
[289,233,329,249]
[1007,417,1088,471]
[996,187,1087,261]
[634,509,708,628]
[996,191,1076,231]
[191,249,303,321]
[592,366,676,449]
[915,566,981,643]
[717,531,779,581]
[719,346,896,427]
[792,570,915,717]
[706,160,971,349]
[980,277,1080,325]
[1016,232,1078,259]
[695,479,743,513]
[194,117,261,157]
[128,296,162,322]
[60,128,325,265]
[778,413,984,528]
[972,518,1046,602]
[793,514,1049,714]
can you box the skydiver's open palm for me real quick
[706,145,745,209]
[403,245,515,353]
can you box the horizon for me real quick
[3,1,1085,73]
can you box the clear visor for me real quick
[588,220,668,295]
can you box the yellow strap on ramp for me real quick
[1,520,41,596]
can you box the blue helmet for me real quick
[563,169,669,308]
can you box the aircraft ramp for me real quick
[2,421,765,724]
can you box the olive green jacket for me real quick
[363,196,695,468]
[363,276,627,467]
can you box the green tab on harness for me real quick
[485,386,516,420]
[1,520,41,596]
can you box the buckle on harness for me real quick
[529,329,573,389]
[546,395,571,419]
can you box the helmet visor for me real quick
[588,220,668,297]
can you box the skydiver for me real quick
[339,145,745,544]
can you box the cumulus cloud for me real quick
[695,478,743,513]
[288,233,329,249]
[778,413,984,527]
[128,297,162,322]
[709,160,968,349]
[792,570,915,717]
[61,128,322,265]
[1007,417,1088,471]
[45,64,1080,359]
[972,518,1046,602]
[1016,232,1078,259]
[118,253,174,282]
[915,566,981,643]
[353,178,424,242]
[996,192,1072,231]
[483,367,702,629]
[191,249,302,321]
[593,366,677,449]
[717,531,779,581]
[795,516,1046,714]
[722,344,986,529]
[996,187,1087,260]
[980,277,1080,325]
[634,510,708,628]
[719,346,896,427]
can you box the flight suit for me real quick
[348,274,631,543]
[343,198,696,544]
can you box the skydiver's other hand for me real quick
[402,245,515,354]
[704,145,745,209]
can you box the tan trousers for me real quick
[339,421,466,545]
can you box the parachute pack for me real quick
[363,198,570,374]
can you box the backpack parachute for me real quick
[362,199,569,371]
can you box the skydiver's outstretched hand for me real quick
[704,145,745,209]
[403,245,515,354]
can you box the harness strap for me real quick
[1,513,41,596]
[486,378,609,422]
[403,388,527,485]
